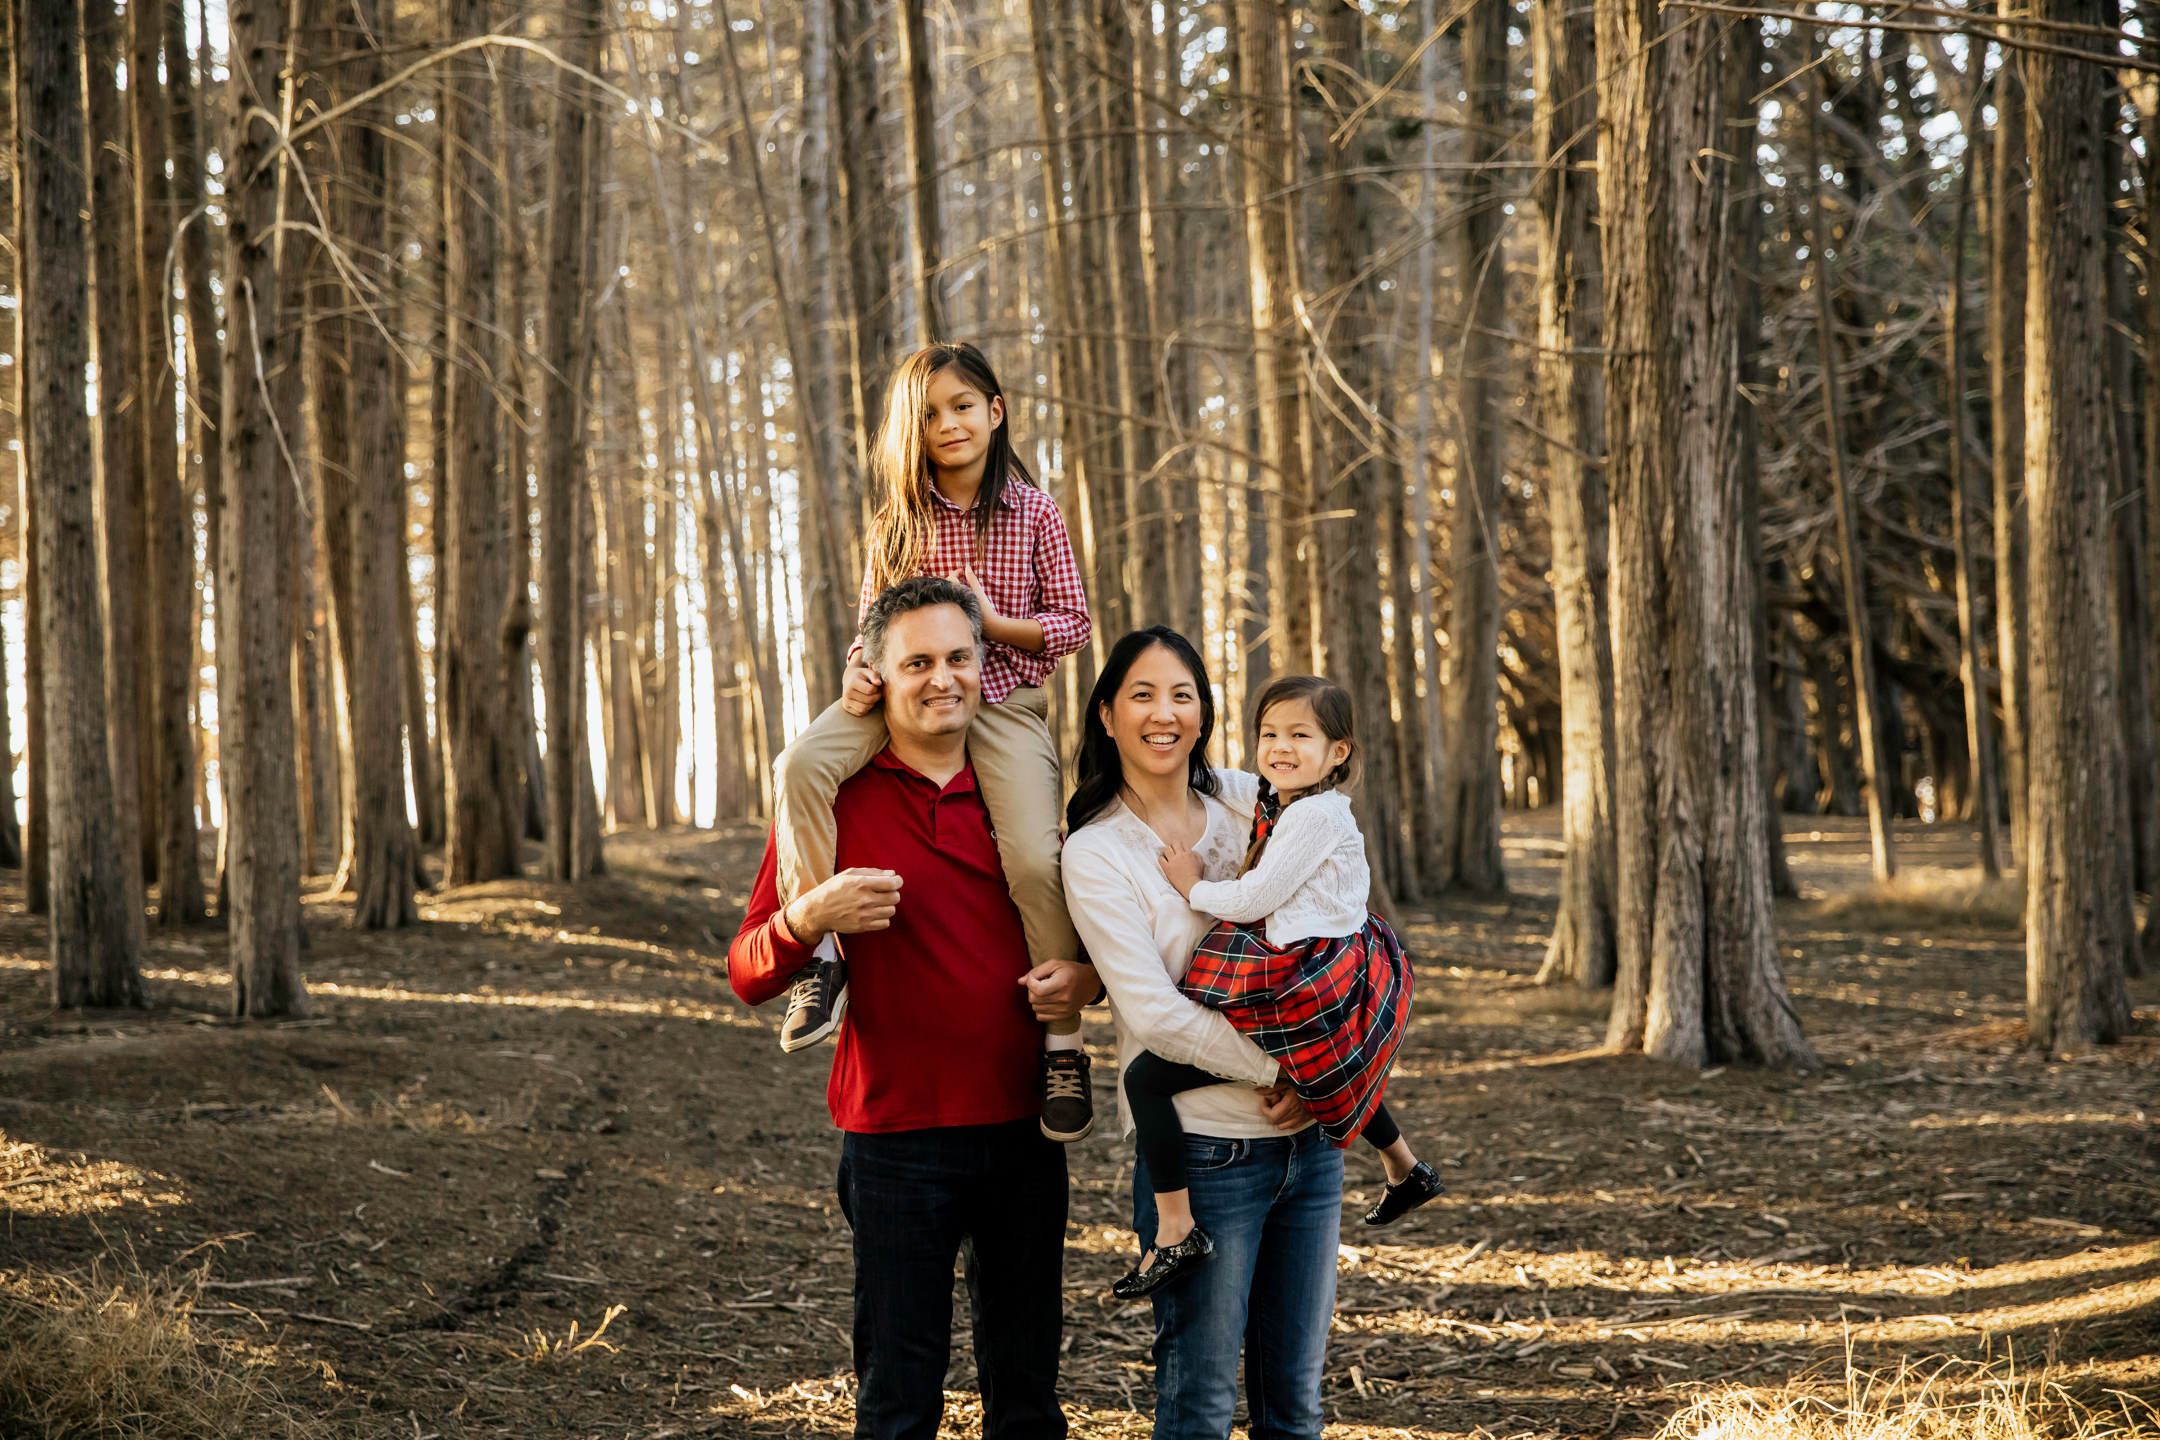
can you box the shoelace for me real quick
[1043,1061,1087,1102]
[784,970,826,1020]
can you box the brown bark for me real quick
[1597,0,1810,1066]
[2021,0,2135,1050]
[1439,0,1508,894]
[541,0,601,877]
[131,0,204,922]
[86,2,151,922]
[1988,58,2031,865]
[1230,0,1310,675]
[1533,0,1615,986]
[166,0,224,894]
[1946,85,2004,880]
[835,0,896,505]
[219,0,308,1015]
[1314,0,1405,906]
[21,0,143,1006]
[2144,17,2160,965]
[897,0,945,341]
[441,0,525,885]
[340,0,419,927]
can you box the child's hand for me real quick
[950,563,1004,620]
[1159,840,1203,899]
[841,662,885,717]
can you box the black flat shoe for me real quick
[1363,1161,1444,1227]
[1112,1225,1215,1299]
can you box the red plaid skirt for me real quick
[1179,915,1412,1147]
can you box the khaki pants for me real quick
[773,687,1081,1034]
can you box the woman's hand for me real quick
[1159,838,1203,898]
[1255,1079,1311,1131]
[841,661,885,717]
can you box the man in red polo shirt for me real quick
[729,576,1091,1440]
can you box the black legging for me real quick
[1125,1050,1399,1193]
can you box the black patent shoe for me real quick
[1363,1161,1445,1227]
[1112,1225,1215,1299]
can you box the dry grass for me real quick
[0,1261,336,1440]
[1661,1359,2159,1440]
[1808,869,2026,932]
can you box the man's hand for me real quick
[840,661,885,718]
[1255,1078,1311,1132]
[1160,839,1204,899]
[784,868,903,948]
[1018,959,1096,1023]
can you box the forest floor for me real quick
[2,814,2157,1440]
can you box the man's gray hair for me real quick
[860,575,983,673]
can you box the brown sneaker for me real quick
[1039,1050,1094,1143]
[778,937,847,1053]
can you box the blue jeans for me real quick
[837,1119,1069,1440]
[1131,1126,1342,1440]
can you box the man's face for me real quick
[877,604,982,742]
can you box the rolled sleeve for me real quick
[1028,503,1092,661]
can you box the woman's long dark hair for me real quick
[1065,627,1220,833]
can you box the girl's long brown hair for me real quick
[866,343,1036,591]
[1240,675,1357,875]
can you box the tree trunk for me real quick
[2103,112,2157,904]
[21,0,144,1007]
[1440,0,1508,895]
[1946,85,2003,880]
[86,2,151,920]
[1597,0,1810,1066]
[441,0,525,885]
[1403,0,1448,897]
[897,0,945,341]
[1231,0,1310,676]
[2021,0,2135,1050]
[1314,0,1406,905]
[2144,18,2160,965]
[1533,0,1615,986]
[166,0,220,890]
[541,0,601,878]
[213,0,307,1012]
[338,0,419,927]
[1988,57,2031,867]
[835,0,896,504]
[131,0,204,922]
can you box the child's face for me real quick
[1253,698,1350,799]
[922,368,1003,482]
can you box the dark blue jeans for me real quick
[1131,1126,1341,1440]
[837,1119,1069,1440]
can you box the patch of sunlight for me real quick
[0,1135,189,1216]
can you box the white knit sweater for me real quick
[1186,789,1367,948]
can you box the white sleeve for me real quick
[1211,768,1260,814]
[1063,837,1280,1087]
[1184,796,1344,925]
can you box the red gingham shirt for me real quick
[857,480,1092,703]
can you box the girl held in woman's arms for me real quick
[1115,675,1444,1298]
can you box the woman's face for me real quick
[1098,643,1205,787]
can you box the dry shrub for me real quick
[1659,1358,2156,1440]
[1810,869,2025,932]
[0,1264,334,1440]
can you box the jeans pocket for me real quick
[1184,1137,1247,1175]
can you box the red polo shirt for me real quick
[728,748,1041,1133]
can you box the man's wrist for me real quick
[779,898,824,951]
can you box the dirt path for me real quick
[2,818,2156,1438]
